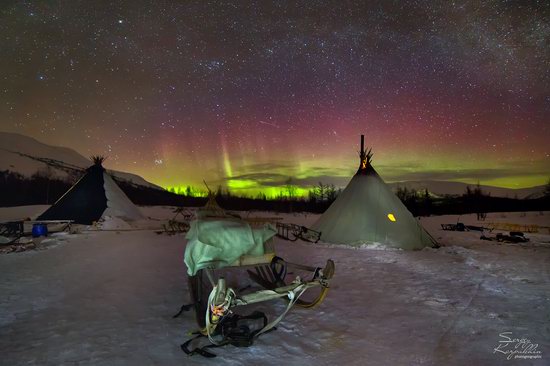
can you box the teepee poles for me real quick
[358,135,373,171]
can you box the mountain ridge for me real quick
[387,180,544,199]
[0,132,161,190]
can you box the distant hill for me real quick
[0,132,160,189]
[388,180,545,199]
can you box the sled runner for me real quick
[180,195,334,357]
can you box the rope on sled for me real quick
[182,281,308,358]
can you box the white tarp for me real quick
[184,218,276,276]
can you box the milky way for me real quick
[1,1,549,195]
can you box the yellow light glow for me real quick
[387,213,396,222]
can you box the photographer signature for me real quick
[493,332,542,360]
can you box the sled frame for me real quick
[188,256,334,328]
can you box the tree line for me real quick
[2,169,549,215]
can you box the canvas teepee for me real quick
[197,191,227,219]
[37,156,143,225]
[312,136,436,250]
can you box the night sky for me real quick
[1,1,549,196]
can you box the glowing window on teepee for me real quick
[387,213,396,222]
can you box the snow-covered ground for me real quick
[1,206,549,365]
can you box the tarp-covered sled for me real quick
[180,195,334,357]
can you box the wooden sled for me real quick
[481,231,530,243]
[0,220,25,246]
[180,198,334,357]
[158,208,193,235]
[187,219,334,329]
[188,257,334,328]
[276,222,322,243]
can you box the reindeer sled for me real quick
[179,195,334,357]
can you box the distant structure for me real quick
[37,156,143,224]
[196,181,228,219]
[312,135,436,249]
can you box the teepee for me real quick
[312,136,436,250]
[196,182,229,219]
[37,156,143,225]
